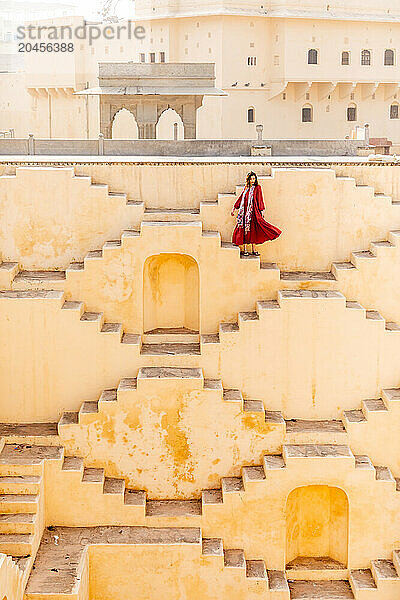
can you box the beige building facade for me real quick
[2,1,400,141]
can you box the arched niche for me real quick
[156,108,184,139]
[111,108,139,139]
[286,485,348,568]
[143,253,199,333]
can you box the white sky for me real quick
[11,0,135,20]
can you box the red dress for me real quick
[232,184,281,246]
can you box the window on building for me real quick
[341,51,350,65]
[308,49,318,64]
[150,52,156,63]
[384,49,395,66]
[347,104,357,121]
[350,92,355,100]
[282,92,286,100]
[390,103,399,119]
[140,53,145,62]
[305,92,310,100]
[274,55,279,66]
[361,49,371,65]
[247,107,255,123]
[160,52,165,62]
[247,56,257,66]
[302,105,313,122]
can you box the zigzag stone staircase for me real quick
[1,440,400,598]
[0,443,57,590]
[3,168,400,599]
[3,222,400,343]
[23,525,293,600]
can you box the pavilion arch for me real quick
[111,108,139,139]
[143,253,200,333]
[285,485,349,568]
[156,107,184,140]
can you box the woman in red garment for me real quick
[231,171,281,256]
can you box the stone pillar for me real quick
[138,123,157,139]
[136,101,158,139]
[364,123,370,145]
[98,133,105,155]
[99,98,113,139]
[181,100,198,140]
[28,134,35,155]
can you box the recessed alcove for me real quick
[286,485,348,573]
[143,253,200,334]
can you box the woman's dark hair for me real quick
[246,171,258,187]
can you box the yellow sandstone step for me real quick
[0,532,33,556]
[0,512,36,534]
[288,580,354,599]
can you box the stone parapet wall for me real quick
[0,137,366,157]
